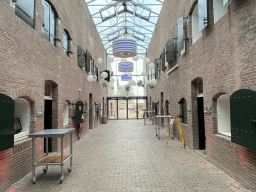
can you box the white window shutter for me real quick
[223,0,230,6]
[198,0,208,32]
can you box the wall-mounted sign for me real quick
[36,109,44,117]
[187,106,191,112]
[204,106,211,113]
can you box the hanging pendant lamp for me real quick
[112,38,137,58]
[113,0,132,1]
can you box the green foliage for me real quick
[117,85,135,97]
[138,103,144,109]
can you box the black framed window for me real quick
[95,66,99,81]
[15,0,35,28]
[63,30,71,56]
[90,59,95,75]
[179,99,187,124]
[44,1,58,45]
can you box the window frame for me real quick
[191,3,202,44]
[197,79,203,97]
[45,81,53,100]
[63,101,71,126]
[178,99,187,124]
[14,98,31,141]
[63,30,72,57]
[217,94,231,136]
[43,0,58,46]
[90,59,95,75]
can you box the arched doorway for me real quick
[191,78,205,150]
[44,80,58,152]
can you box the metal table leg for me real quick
[43,137,48,173]
[156,117,158,137]
[60,137,64,184]
[68,133,72,172]
[158,119,160,140]
[32,137,36,184]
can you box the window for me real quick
[63,30,72,57]
[45,81,52,100]
[90,59,94,75]
[14,0,35,28]
[63,101,70,126]
[155,59,160,78]
[213,0,228,24]
[44,1,58,45]
[217,94,231,136]
[152,68,155,79]
[197,79,203,97]
[178,17,186,55]
[192,3,202,44]
[178,99,187,124]
[95,66,99,81]
[14,98,31,139]
[160,48,167,71]
[149,69,152,83]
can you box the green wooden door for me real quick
[0,94,14,152]
[231,89,256,151]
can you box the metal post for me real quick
[126,99,128,119]
[70,133,72,170]
[156,117,158,137]
[117,98,118,120]
[46,137,48,156]
[60,137,64,183]
[136,98,138,119]
[44,137,49,173]
[158,117,160,140]
[32,137,36,184]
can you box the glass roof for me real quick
[85,0,164,58]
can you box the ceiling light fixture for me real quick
[113,38,137,58]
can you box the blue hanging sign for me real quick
[121,74,132,81]
[118,62,134,72]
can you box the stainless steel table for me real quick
[143,111,154,125]
[155,116,173,140]
[28,128,75,184]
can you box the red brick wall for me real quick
[0,0,107,190]
[147,0,256,190]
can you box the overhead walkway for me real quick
[6,120,248,192]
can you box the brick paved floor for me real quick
[5,120,250,192]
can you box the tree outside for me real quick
[116,85,135,97]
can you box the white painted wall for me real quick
[192,3,202,44]
[213,0,228,24]
[217,94,231,136]
[14,98,30,135]
[63,101,69,125]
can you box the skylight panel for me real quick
[85,0,164,57]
